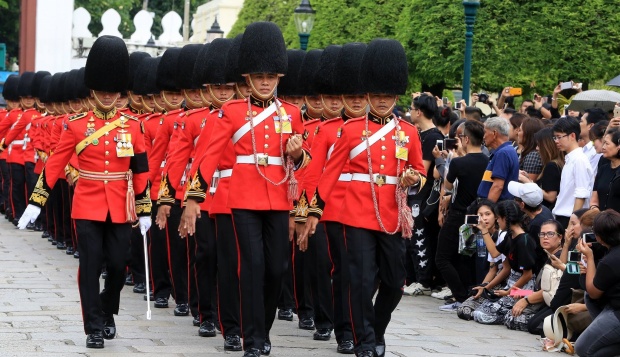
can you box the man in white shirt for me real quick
[579,108,606,176]
[552,117,593,228]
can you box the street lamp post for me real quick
[206,16,224,43]
[293,0,316,51]
[462,0,480,105]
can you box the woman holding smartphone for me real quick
[472,201,538,326]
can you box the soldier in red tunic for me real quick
[300,39,426,357]
[181,22,310,357]
[0,75,20,219]
[18,36,152,349]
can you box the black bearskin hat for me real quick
[277,50,306,97]
[64,69,80,101]
[2,75,19,101]
[225,34,244,84]
[47,73,63,103]
[32,71,51,98]
[238,22,287,76]
[298,49,322,96]
[197,38,232,85]
[157,47,181,91]
[76,68,90,99]
[128,51,150,92]
[191,44,210,88]
[361,39,408,95]
[57,72,68,102]
[85,36,129,92]
[134,57,161,96]
[17,72,36,98]
[334,43,367,95]
[176,44,203,90]
[313,45,342,95]
[38,75,53,103]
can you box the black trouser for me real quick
[231,209,289,351]
[278,239,295,312]
[128,227,146,284]
[193,212,217,323]
[527,305,553,336]
[325,221,353,343]
[435,211,475,303]
[215,214,240,337]
[9,163,26,219]
[344,226,406,354]
[166,203,187,304]
[75,217,131,334]
[307,222,334,330]
[24,162,37,200]
[409,213,442,288]
[149,201,172,299]
[0,159,9,210]
[294,235,314,320]
[53,181,71,245]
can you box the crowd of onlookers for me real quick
[400,85,620,356]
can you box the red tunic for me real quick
[0,108,23,162]
[142,112,164,200]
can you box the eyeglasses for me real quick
[458,134,467,138]
[552,134,568,141]
[538,232,559,238]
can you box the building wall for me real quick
[192,0,244,43]
[35,0,74,73]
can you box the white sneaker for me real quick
[403,282,431,296]
[439,301,462,312]
[431,287,452,300]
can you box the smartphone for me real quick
[508,87,522,96]
[444,138,457,150]
[435,139,444,151]
[564,104,569,116]
[509,288,533,297]
[442,97,448,105]
[568,251,582,262]
[614,107,620,118]
[583,232,597,244]
[573,82,583,90]
[560,81,573,90]
[455,102,462,110]
[465,215,479,225]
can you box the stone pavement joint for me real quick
[0,219,549,356]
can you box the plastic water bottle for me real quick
[476,232,487,257]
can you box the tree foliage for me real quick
[231,0,620,97]
[0,0,19,63]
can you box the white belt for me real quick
[236,155,283,167]
[209,169,233,194]
[338,173,352,182]
[11,140,24,145]
[351,173,399,186]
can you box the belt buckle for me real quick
[257,154,268,167]
[374,174,386,187]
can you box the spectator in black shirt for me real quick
[532,128,564,210]
[575,210,620,357]
[435,120,489,310]
[591,128,620,213]
[404,93,445,295]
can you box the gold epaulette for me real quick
[121,113,139,121]
[68,112,87,122]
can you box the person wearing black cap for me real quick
[18,35,152,349]
[298,42,369,354]
[0,74,20,219]
[1,72,43,226]
[300,39,426,357]
[182,21,310,357]
[275,49,306,324]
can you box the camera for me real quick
[568,251,582,262]
[444,138,457,150]
[455,102,462,110]
[583,232,597,244]
[465,215,479,225]
[478,93,489,104]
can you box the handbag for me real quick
[421,178,441,218]
[458,224,476,256]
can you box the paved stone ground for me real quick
[0,218,552,357]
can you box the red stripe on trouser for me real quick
[165,221,177,301]
[343,226,357,346]
[215,218,224,336]
[230,214,244,342]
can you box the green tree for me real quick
[0,0,20,64]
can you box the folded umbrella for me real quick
[566,89,620,113]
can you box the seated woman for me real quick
[504,220,564,331]
[574,210,620,357]
[472,201,538,325]
[457,200,507,321]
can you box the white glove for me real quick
[18,205,42,229]
[139,216,152,235]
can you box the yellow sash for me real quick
[75,118,123,155]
